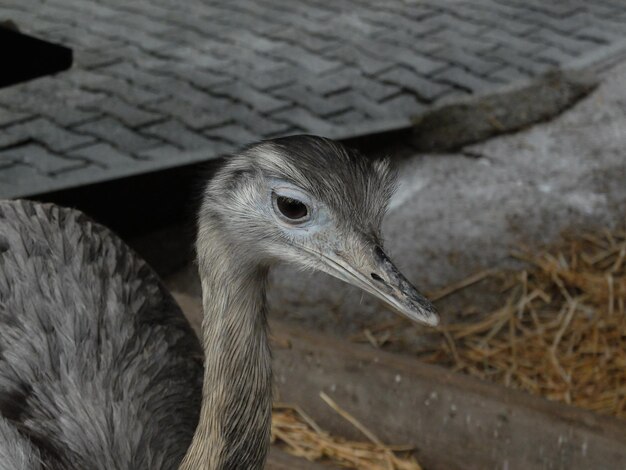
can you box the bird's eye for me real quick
[275,195,309,221]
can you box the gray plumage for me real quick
[0,135,437,470]
[0,200,202,469]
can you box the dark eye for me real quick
[275,195,308,221]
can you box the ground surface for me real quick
[3,0,626,197]
[167,59,626,341]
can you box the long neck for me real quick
[180,226,272,469]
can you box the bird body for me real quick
[0,136,438,469]
[0,201,202,469]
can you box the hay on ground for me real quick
[359,229,626,419]
[271,394,422,470]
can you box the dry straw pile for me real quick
[423,229,626,418]
[272,393,422,470]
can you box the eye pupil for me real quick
[276,196,308,220]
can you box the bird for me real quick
[0,135,439,470]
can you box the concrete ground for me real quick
[167,59,626,344]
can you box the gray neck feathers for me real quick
[180,221,272,470]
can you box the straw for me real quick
[271,396,423,470]
[354,229,626,419]
[423,230,626,418]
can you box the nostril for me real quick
[371,272,384,282]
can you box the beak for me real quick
[316,244,439,327]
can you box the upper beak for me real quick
[317,244,439,327]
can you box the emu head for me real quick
[199,135,439,326]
